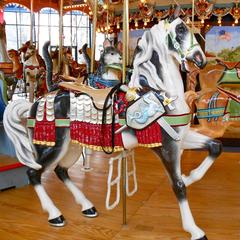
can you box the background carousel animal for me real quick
[185,59,240,138]
[19,41,47,102]
[3,6,222,240]
[82,38,122,88]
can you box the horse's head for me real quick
[24,44,37,61]
[63,48,73,65]
[164,6,206,71]
[8,49,20,60]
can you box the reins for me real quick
[164,19,199,71]
[101,82,122,154]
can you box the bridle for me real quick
[164,19,200,69]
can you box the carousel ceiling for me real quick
[1,0,240,33]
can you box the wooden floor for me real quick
[0,148,239,240]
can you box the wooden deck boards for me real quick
[0,148,239,240]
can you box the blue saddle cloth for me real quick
[88,74,120,89]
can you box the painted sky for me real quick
[206,26,240,54]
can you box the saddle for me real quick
[217,59,240,70]
[59,75,84,83]
[217,86,240,103]
[59,82,113,109]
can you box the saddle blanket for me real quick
[28,91,162,150]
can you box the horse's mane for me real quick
[129,21,169,92]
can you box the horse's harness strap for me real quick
[27,113,192,129]
[164,20,199,61]
[27,118,71,128]
[25,65,40,71]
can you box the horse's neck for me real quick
[161,56,185,98]
[52,59,58,74]
[62,62,70,76]
[160,55,189,113]
[25,55,39,66]
[12,57,21,72]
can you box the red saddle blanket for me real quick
[70,121,162,151]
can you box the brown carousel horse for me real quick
[186,59,240,138]
[49,46,86,83]
[19,41,47,101]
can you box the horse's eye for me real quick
[176,23,187,35]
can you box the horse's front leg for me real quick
[27,168,65,226]
[153,133,207,240]
[54,143,97,218]
[181,129,222,187]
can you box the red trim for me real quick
[0,162,24,172]
[25,65,40,71]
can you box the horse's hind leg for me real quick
[54,143,97,218]
[153,142,207,240]
[27,168,65,226]
[181,129,222,187]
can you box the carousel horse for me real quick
[6,49,24,98]
[82,38,122,88]
[0,20,10,63]
[3,7,222,240]
[22,44,40,102]
[186,59,240,138]
[43,42,85,89]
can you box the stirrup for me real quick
[105,150,138,210]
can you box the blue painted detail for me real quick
[88,74,120,89]
[128,93,164,124]
[0,73,7,121]
[207,92,220,122]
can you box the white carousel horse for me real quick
[3,7,222,240]
[22,44,40,102]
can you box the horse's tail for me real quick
[185,90,198,113]
[42,41,54,91]
[3,100,42,170]
[82,43,91,74]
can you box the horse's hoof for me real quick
[82,207,98,218]
[195,236,208,240]
[48,215,66,227]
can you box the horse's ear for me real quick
[168,4,181,23]
[117,41,123,53]
[103,38,112,49]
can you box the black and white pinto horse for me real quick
[3,8,222,240]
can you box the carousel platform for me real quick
[0,155,28,191]
[0,123,29,191]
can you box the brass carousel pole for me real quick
[58,0,64,72]
[122,0,129,226]
[192,0,194,31]
[30,0,34,44]
[37,12,40,50]
[90,0,98,73]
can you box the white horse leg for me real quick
[27,169,65,226]
[54,143,97,217]
[181,129,222,187]
[153,135,207,239]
